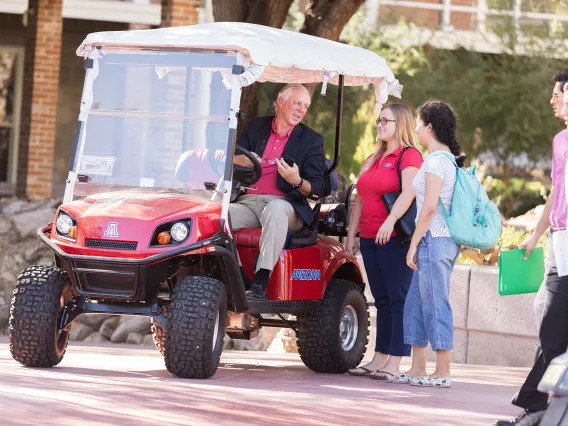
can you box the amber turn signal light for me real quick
[157,231,171,245]
[68,226,77,240]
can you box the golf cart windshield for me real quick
[69,48,237,201]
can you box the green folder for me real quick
[498,247,545,296]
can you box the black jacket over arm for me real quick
[236,116,326,227]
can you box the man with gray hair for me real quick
[230,84,326,300]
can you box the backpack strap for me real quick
[437,199,450,219]
[395,147,410,190]
[430,150,457,167]
[428,151,456,218]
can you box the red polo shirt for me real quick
[357,146,423,238]
[252,119,294,196]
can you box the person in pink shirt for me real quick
[563,82,568,126]
[230,84,326,300]
[496,69,568,425]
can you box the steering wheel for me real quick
[233,146,262,186]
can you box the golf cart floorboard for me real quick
[246,300,320,314]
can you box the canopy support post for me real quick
[326,74,343,177]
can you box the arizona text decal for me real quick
[290,269,321,280]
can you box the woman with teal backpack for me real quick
[392,100,465,388]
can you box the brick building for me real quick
[0,0,204,199]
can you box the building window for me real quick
[0,47,23,195]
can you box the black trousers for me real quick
[359,237,413,357]
[512,267,568,412]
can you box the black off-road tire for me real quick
[164,276,227,379]
[297,279,369,373]
[9,265,72,368]
[151,303,169,356]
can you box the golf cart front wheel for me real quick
[9,265,72,367]
[164,275,227,379]
[297,279,369,373]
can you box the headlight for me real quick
[56,214,74,235]
[150,219,191,247]
[171,222,189,242]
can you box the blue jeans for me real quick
[360,237,414,357]
[403,232,460,351]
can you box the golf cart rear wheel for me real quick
[164,276,227,379]
[297,279,369,373]
[9,265,72,368]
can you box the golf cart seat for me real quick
[234,227,318,249]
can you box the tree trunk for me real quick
[301,0,366,95]
[212,0,293,133]
[212,0,249,22]
[301,0,366,40]
[247,0,294,27]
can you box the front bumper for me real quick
[39,226,226,301]
[38,226,249,311]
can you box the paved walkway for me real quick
[0,337,525,426]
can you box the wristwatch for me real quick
[291,177,303,189]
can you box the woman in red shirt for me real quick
[346,104,423,380]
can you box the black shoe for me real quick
[246,283,267,300]
[494,410,532,425]
[239,266,253,291]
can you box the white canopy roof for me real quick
[77,22,401,107]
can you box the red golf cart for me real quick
[9,22,402,379]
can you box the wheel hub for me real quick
[340,305,358,351]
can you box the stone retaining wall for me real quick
[0,198,59,334]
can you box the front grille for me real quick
[85,239,138,250]
[81,272,136,294]
[73,261,138,298]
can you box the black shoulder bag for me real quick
[380,147,418,243]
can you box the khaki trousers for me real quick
[229,194,303,272]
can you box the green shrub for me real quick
[483,176,548,218]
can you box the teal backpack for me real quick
[433,152,502,250]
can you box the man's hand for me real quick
[234,153,260,168]
[519,234,540,261]
[275,157,301,186]
[234,154,253,168]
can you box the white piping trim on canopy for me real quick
[240,64,265,87]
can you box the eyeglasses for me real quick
[376,117,397,126]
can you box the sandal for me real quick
[369,370,394,381]
[346,367,374,377]
[410,375,451,388]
